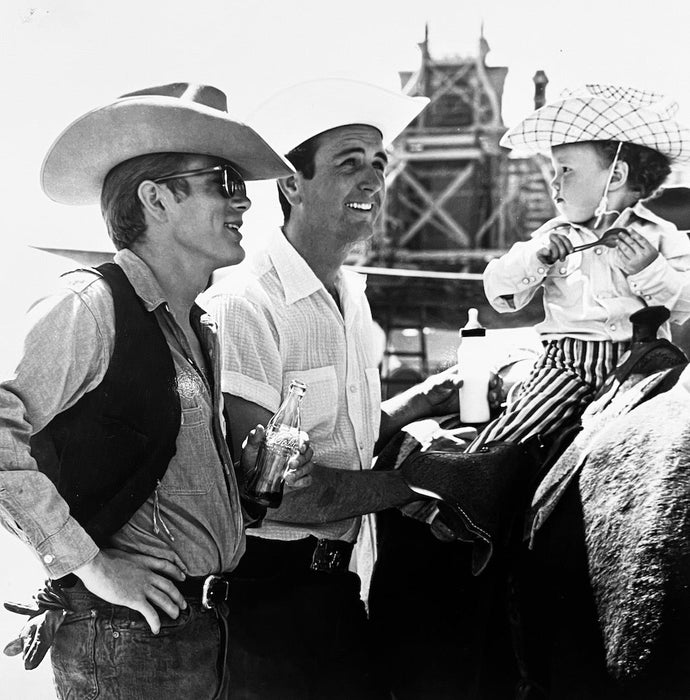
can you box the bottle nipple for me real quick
[460,308,485,337]
[465,308,481,329]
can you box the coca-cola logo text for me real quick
[267,434,299,451]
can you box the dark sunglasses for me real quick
[153,164,246,199]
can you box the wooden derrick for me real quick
[355,28,554,393]
[358,29,557,273]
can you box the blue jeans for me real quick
[51,582,224,699]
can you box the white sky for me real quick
[2,0,690,255]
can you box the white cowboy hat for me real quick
[246,77,429,155]
[500,84,690,163]
[41,83,295,205]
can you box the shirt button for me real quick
[43,554,54,564]
[595,248,603,255]
[349,385,358,393]
[609,324,616,331]
[522,277,530,285]
[644,295,652,300]
[537,267,545,274]
[559,267,567,274]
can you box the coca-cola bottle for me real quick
[244,379,307,508]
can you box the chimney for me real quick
[533,70,548,109]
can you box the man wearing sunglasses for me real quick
[203,78,477,699]
[153,163,248,199]
[0,83,313,699]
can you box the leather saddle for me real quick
[400,305,688,575]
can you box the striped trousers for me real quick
[470,337,629,450]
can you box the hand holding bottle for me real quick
[243,380,309,508]
[402,363,503,419]
[241,425,313,491]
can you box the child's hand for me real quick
[537,232,574,265]
[613,229,658,274]
[488,372,505,416]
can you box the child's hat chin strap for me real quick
[593,141,623,228]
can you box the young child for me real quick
[471,84,690,449]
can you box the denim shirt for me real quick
[0,250,245,578]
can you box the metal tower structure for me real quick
[351,26,556,275]
[357,26,509,273]
[358,29,556,393]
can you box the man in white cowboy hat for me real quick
[467,83,690,452]
[202,77,475,698]
[0,82,313,699]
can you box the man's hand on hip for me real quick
[73,549,188,634]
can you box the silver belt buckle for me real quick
[310,539,350,573]
[202,574,229,610]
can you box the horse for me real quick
[370,304,690,699]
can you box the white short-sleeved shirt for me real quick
[203,229,381,542]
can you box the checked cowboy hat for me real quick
[246,77,429,156]
[500,84,690,163]
[41,83,295,205]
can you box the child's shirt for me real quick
[484,200,690,342]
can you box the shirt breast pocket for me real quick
[284,366,338,436]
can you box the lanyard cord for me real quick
[593,141,624,229]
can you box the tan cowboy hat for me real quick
[41,83,295,205]
[500,84,690,163]
[246,78,429,155]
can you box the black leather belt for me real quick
[233,536,355,577]
[54,538,352,605]
[176,574,232,609]
[54,571,232,610]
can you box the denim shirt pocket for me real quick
[159,404,214,495]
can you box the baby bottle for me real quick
[457,308,491,424]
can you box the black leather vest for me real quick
[30,262,181,546]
